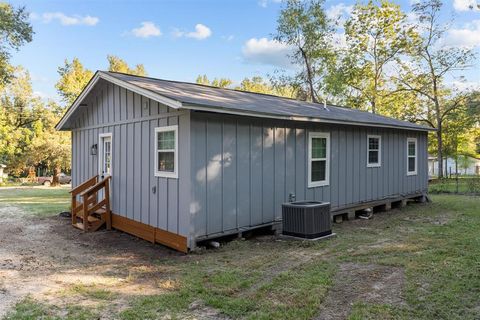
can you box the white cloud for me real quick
[242,37,294,68]
[36,12,99,26]
[453,0,480,11]
[222,35,235,41]
[450,80,480,91]
[188,24,212,39]
[326,3,353,23]
[173,24,212,40]
[444,20,480,48]
[258,0,281,8]
[131,22,162,38]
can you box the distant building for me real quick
[0,164,6,183]
[428,156,480,176]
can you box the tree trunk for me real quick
[455,142,459,193]
[437,123,443,178]
[299,47,318,103]
[51,167,61,187]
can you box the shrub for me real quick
[466,177,480,194]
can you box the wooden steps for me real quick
[73,207,108,232]
[70,175,112,233]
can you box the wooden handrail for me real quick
[70,175,98,195]
[72,174,111,232]
[80,176,111,198]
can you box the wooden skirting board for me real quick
[111,213,188,253]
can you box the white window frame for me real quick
[407,137,417,176]
[154,125,178,179]
[308,132,330,188]
[98,132,113,177]
[367,134,382,168]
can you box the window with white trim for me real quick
[407,137,417,175]
[367,135,381,167]
[154,125,178,178]
[308,132,330,187]
[98,133,112,177]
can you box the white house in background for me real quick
[0,164,6,183]
[428,155,480,176]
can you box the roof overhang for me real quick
[55,71,182,130]
[182,103,435,132]
[56,71,434,133]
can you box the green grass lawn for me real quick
[0,186,70,217]
[2,189,480,320]
[429,177,480,195]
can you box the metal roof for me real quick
[106,72,431,131]
[56,71,433,131]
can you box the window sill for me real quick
[154,172,178,179]
[407,172,417,176]
[308,181,329,188]
[367,163,381,168]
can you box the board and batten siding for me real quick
[70,79,190,239]
[190,112,428,239]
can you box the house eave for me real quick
[182,103,434,132]
[55,71,182,131]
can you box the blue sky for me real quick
[8,0,480,103]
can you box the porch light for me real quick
[91,144,98,156]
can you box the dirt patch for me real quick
[315,262,405,320]
[0,205,185,318]
[184,300,231,320]
[402,213,452,226]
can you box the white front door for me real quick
[99,133,112,178]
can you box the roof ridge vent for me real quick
[323,100,329,111]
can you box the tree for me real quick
[342,0,416,113]
[236,76,296,98]
[0,67,70,178]
[55,58,93,105]
[107,55,147,76]
[275,0,336,103]
[394,0,476,178]
[195,74,232,88]
[458,155,474,175]
[0,2,33,88]
[27,101,71,185]
[56,55,148,106]
[0,67,38,173]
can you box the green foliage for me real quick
[55,57,93,105]
[195,74,232,88]
[0,67,70,176]
[466,177,480,194]
[0,2,33,88]
[107,55,147,76]
[69,284,118,301]
[4,296,98,320]
[457,155,474,173]
[394,0,476,177]
[342,0,417,113]
[56,55,147,106]
[236,76,297,98]
[429,177,480,195]
[275,0,337,103]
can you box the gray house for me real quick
[57,71,432,252]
